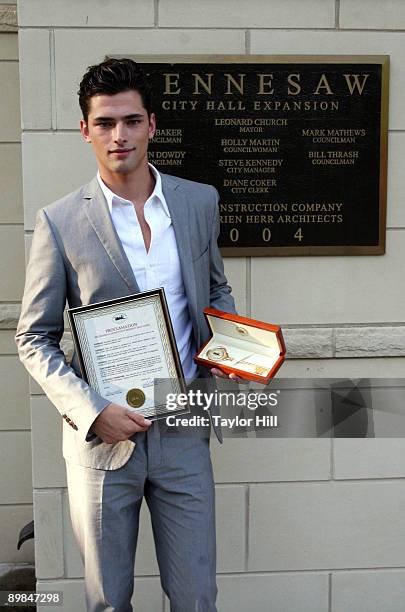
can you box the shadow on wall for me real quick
[329,379,374,438]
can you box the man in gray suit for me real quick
[16,58,237,611]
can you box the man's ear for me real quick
[80,119,91,143]
[148,113,156,140]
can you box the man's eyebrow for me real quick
[93,113,144,121]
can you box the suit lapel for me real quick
[161,174,199,343]
[82,177,140,293]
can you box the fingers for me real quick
[126,411,152,428]
[211,368,246,383]
[100,419,151,444]
[229,373,249,384]
[93,405,152,444]
[210,367,226,378]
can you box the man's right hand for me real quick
[91,403,152,444]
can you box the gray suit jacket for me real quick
[16,173,235,470]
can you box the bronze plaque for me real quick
[131,55,389,256]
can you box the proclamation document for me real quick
[68,290,188,419]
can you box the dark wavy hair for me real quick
[78,58,153,122]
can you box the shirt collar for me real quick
[96,163,169,217]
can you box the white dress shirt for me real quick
[97,164,197,381]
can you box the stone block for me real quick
[249,481,405,570]
[340,0,405,29]
[335,325,405,357]
[0,32,18,60]
[332,570,405,612]
[0,504,34,563]
[223,258,246,315]
[54,28,245,128]
[31,395,66,489]
[33,489,64,579]
[250,30,405,130]
[0,303,20,330]
[212,438,331,483]
[0,61,20,140]
[360,385,405,437]
[18,0,154,27]
[36,579,84,612]
[0,506,34,563]
[0,144,23,223]
[283,327,333,358]
[0,355,30,429]
[281,356,405,378]
[0,431,32,503]
[251,232,405,324]
[216,485,245,572]
[0,226,25,300]
[159,0,335,28]
[334,439,405,479]
[18,29,52,130]
[0,4,16,31]
[0,330,18,353]
[22,132,97,229]
[387,133,405,228]
[217,572,328,612]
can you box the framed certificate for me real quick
[68,289,189,419]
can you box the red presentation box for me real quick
[194,308,286,384]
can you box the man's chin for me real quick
[109,161,135,175]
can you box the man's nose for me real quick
[113,122,127,143]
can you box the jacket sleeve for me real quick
[15,209,110,442]
[208,186,237,315]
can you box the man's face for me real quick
[80,90,156,178]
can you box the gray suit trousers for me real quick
[66,424,217,612]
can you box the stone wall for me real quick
[0,0,34,572]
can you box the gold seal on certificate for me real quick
[67,289,189,420]
[126,388,146,408]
